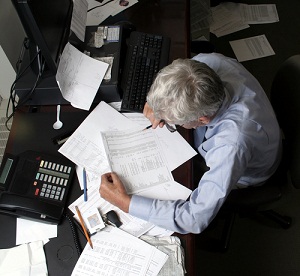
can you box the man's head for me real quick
[146,58,225,128]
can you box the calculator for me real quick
[0,150,76,224]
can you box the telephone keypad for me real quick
[34,159,72,202]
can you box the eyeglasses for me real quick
[161,120,177,133]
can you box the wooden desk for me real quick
[2,1,195,275]
[123,0,190,60]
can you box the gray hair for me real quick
[146,58,225,124]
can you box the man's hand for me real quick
[143,102,164,129]
[99,172,131,213]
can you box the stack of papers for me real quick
[209,2,279,62]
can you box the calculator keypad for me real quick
[34,159,72,201]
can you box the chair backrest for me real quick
[271,55,300,188]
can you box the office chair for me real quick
[218,55,300,251]
[271,55,300,189]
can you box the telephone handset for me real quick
[0,151,75,224]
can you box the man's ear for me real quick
[198,116,210,125]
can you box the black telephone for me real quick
[0,151,75,224]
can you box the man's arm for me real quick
[99,172,131,213]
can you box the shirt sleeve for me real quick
[129,144,249,234]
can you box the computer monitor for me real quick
[11,0,73,76]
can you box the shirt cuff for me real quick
[129,195,154,221]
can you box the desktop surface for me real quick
[3,103,194,276]
[2,0,195,275]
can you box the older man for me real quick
[99,53,281,234]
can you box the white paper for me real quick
[138,181,192,237]
[102,127,174,194]
[16,218,57,245]
[123,113,197,171]
[230,34,275,62]
[0,241,48,276]
[71,227,168,276]
[56,43,109,110]
[112,228,169,276]
[71,0,88,41]
[136,181,191,201]
[59,102,138,176]
[240,4,279,24]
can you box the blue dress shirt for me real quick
[129,53,281,234]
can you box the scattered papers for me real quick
[56,43,109,110]
[63,102,194,237]
[71,226,168,276]
[0,241,48,276]
[210,2,279,37]
[210,3,278,61]
[229,34,275,62]
[59,102,138,176]
[61,102,196,187]
[86,0,138,26]
[16,218,57,245]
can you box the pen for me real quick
[75,205,93,249]
[83,167,87,202]
[142,120,166,131]
[142,124,152,131]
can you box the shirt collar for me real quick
[206,89,231,127]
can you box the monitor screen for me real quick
[11,0,73,75]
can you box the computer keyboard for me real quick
[120,31,170,112]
